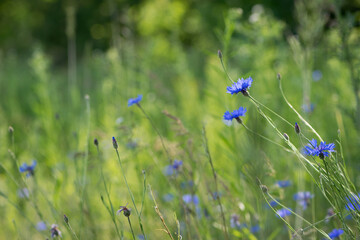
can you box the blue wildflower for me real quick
[276,208,292,218]
[294,191,314,210]
[226,77,253,96]
[128,95,142,107]
[345,193,360,211]
[182,194,199,205]
[303,139,335,159]
[327,229,344,239]
[19,160,37,177]
[267,200,279,208]
[302,103,315,113]
[276,180,291,188]
[250,225,260,233]
[223,107,247,125]
[164,159,183,176]
[36,221,47,231]
[312,70,322,82]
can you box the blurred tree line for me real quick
[0,0,359,65]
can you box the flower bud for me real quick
[295,122,300,134]
[218,50,223,59]
[283,133,289,140]
[112,137,118,149]
[94,138,99,146]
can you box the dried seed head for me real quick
[260,184,268,193]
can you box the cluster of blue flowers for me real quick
[223,77,252,125]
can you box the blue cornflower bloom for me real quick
[223,107,247,125]
[327,229,344,239]
[19,160,37,177]
[226,77,253,96]
[250,225,260,233]
[302,103,315,113]
[164,159,183,176]
[276,208,292,218]
[36,221,47,231]
[276,180,291,188]
[303,139,335,159]
[267,200,279,208]
[127,95,142,107]
[294,191,314,210]
[182,194,199,205]
[345,193,360,211]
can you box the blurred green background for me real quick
[1,0,360,239]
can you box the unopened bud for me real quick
[112,137,118,149]
[283,133,289,140]
[64,214,69,224]
[295,122,300,134]
[277,73,281,80]
[94,138,99,146]
[260,184,268,193]
[218,50,222,59]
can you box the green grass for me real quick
[1,5,360,240]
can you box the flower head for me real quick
[19,160,37,177]
[345,193,360,211]
[276,180,291,188]
[50,224,61,238]
[128,95,142,107]
[223,107,247,125]
[36,221,47,231]
[303,139,335,159]
[226,77,253,96]
[327,229,344,239]
[164,159,183,176]
[276,208,292,218]
[117,204,131,217]
[182,194,199,205]
[294,191,314,210]
[250,225,260,233]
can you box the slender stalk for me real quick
[149,185,175,240]
[136,104,171,163]
[202,126,229,240]
[64,215,80,240]
[114,147,147,239]
[127,217,136,240]
[96,143,122,240]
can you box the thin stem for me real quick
[115,148,147,239]
[127,217,136,240]
[97,145,122,240]
[137,104,171,163]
